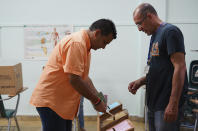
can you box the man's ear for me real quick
[147,13,152,19]
[94,29,101,37]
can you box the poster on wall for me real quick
[24,25,73,60]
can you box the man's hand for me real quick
[93,101,106,113]
[164,102,178,122]
[128,81,140,94]
[128,76,146,94]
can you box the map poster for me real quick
[24,25,73,60]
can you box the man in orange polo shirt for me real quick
[30,19,117,131]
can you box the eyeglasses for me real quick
[136,15,147,28]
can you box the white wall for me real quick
[0,0,138,25]
[0,0,198,117]
[166,0,198,71]
[0,28,1,57]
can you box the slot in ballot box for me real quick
[97,102,134,131]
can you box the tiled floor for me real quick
[0,116,145,131]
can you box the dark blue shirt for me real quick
[146,23,188,111]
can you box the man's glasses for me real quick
[136,15,147,28]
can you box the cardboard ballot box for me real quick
[0,62,23,96]
[97,102,134,131]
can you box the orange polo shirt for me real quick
[30,30,91,120]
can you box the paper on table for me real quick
[106,119,133,131]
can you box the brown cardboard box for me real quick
[0,63,23,96]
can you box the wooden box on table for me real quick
[97,102,134,131]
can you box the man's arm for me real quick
[68,74,106,112]
[84,77,98,96]
[164,52,186,122]
[69,74,98,104]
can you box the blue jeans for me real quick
[148,109,181,131]
[36,107,72,131]
[78,97,84,128]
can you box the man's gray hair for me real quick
[138,3,158,17]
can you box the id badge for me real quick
[144,65,150,74]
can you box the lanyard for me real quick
[147,22,166,65]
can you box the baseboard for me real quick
[129,116,144,122]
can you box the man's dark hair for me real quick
[89,19,117,39]
[139,3,158,17]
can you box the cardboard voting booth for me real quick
[97,102,134,131]
[0,61,23,96]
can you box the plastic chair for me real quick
[0,94,20,131]
[181,60,198,131]
[186,60,198,113]
[188,60,198,91]
[189,60,198,131]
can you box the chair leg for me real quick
[14,116,20,131]
[8,118,11,131]
[194,113,198,131]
